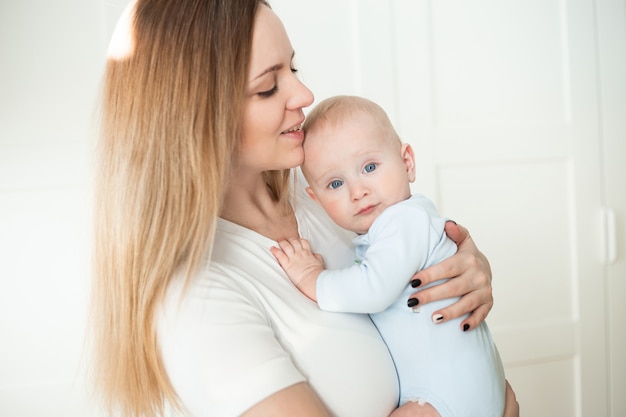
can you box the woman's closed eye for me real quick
[258,85,278,98]
[257,63,299,98]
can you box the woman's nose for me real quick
[286,76,314,110]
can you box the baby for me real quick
[271,95,506,417]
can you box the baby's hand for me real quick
[271,238,324,301]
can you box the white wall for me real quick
[0,0,108,415]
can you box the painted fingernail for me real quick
[432,314,444,323]
[410,279,422,288]
[407,298,419,308]
[463,323,470,332]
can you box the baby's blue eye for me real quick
[329,179,344,189]
[364,163,377,173]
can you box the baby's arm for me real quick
[271,238,324,301]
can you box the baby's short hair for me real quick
[303,95,400,143]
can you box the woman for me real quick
[91,1,518,416]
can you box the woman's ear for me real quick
[401,143,416,183]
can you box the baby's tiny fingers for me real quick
[283,237,304,250]
[270,246,288,265]
[277,239,296,255]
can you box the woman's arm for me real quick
[503,380,520,417]
[240,382,332,417]
[241,380,518,417]
[408,221,493,331]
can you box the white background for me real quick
[1,0,624,416]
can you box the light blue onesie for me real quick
[316,194,506,417]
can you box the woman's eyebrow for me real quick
[252,63,283,81]
[251,51,295,81]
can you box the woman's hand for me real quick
[503,380,520,417]
[408,221,493,331]
[388,381,519,417]
[388,401,441,417]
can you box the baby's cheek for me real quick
[323,199,348,226]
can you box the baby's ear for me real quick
[305,187,319,203]
[401,143,416,183]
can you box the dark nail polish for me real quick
[410,279,422,288]
[463,323,470,332]
[407,298,419,308]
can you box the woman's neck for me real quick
[220,172,299,241]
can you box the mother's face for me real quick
[238,5,314,173]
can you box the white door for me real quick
[596,0,626,416]
[391,1,607,415]
[274,0,621,415]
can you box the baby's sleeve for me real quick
[316,200,434,314]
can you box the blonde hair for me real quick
[90,1,280,416]
[303,95,400,144]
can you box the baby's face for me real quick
[303,112,414,234]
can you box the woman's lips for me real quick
[282,127,304,141]
[281,123,304,140]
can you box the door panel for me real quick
[389,1,608,415]
[596,0,626,416]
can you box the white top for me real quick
[157,172,399,417]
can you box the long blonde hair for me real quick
[90,0,282,416]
